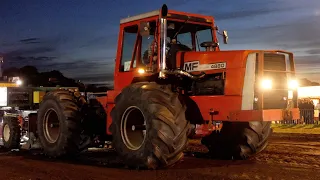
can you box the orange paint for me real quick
[102,6,299,136]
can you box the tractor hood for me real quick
[176,50,249,73]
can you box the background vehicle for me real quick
[1,4,299,169]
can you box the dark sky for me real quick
[1,0,320,84]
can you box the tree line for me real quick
[2,65,110,92]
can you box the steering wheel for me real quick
[200,41,219,48]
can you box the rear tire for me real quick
[37,89,85,157]
[201,121,272,159]
[1,116,21,150]
[111,82,189,169]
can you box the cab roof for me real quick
[120,9,214,24]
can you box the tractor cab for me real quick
[113,6,228,89]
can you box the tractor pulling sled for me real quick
[1,4,300,169]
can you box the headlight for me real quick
[288,80,298,89]
[261,79,272,90]
[16,80,22,86]
[137,68,145,74]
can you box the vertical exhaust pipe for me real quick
[159,4,168,78]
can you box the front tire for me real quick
[201,121,272,159]
[111,82,189,169]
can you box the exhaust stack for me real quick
[159,4,168,78]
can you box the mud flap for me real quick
[21,113,42,149]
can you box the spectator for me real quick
[310,100,315,124]
[303,100,315,124]
[298,99,306,124]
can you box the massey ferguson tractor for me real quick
[1,4,299,169]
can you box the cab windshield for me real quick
[166,20,214,51]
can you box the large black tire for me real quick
[37,89,85,157]
[111,82,189,169]
[1,116,21,150]
[201,121,272,159]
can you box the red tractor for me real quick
[1,4,299,169]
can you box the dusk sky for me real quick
[1,0,320,85]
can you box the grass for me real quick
[271,123,320,134]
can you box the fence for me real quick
[274,109,320,125]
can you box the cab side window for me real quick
[120,25,138,72]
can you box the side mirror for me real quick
[222,30,228,44]
[140,21,150,36]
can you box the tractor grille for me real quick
[264,53,288,89]
[263,90,288,109]
[262,53,288,109]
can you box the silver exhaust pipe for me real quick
[159,4,168,78]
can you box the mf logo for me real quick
[184,61,199,72]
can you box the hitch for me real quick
[189,109,221,138]
[208,109,221,132]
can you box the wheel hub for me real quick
[43,109,60,143]
[3,124,10,142]
[120,106,146,150]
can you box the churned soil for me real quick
[0,133,319,180]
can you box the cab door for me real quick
[114,24,139,90]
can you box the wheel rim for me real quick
[120,106,146,150]
[3,124,10,142]
[44,108,60,143]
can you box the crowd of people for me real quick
[278,99,318,124]
[298,99,316,124]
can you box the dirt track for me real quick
[0,133,320,180]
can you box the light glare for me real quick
[288,80,299,89]
[16,80,22,86]
[138,68,145,74]
[261,79,272,90]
